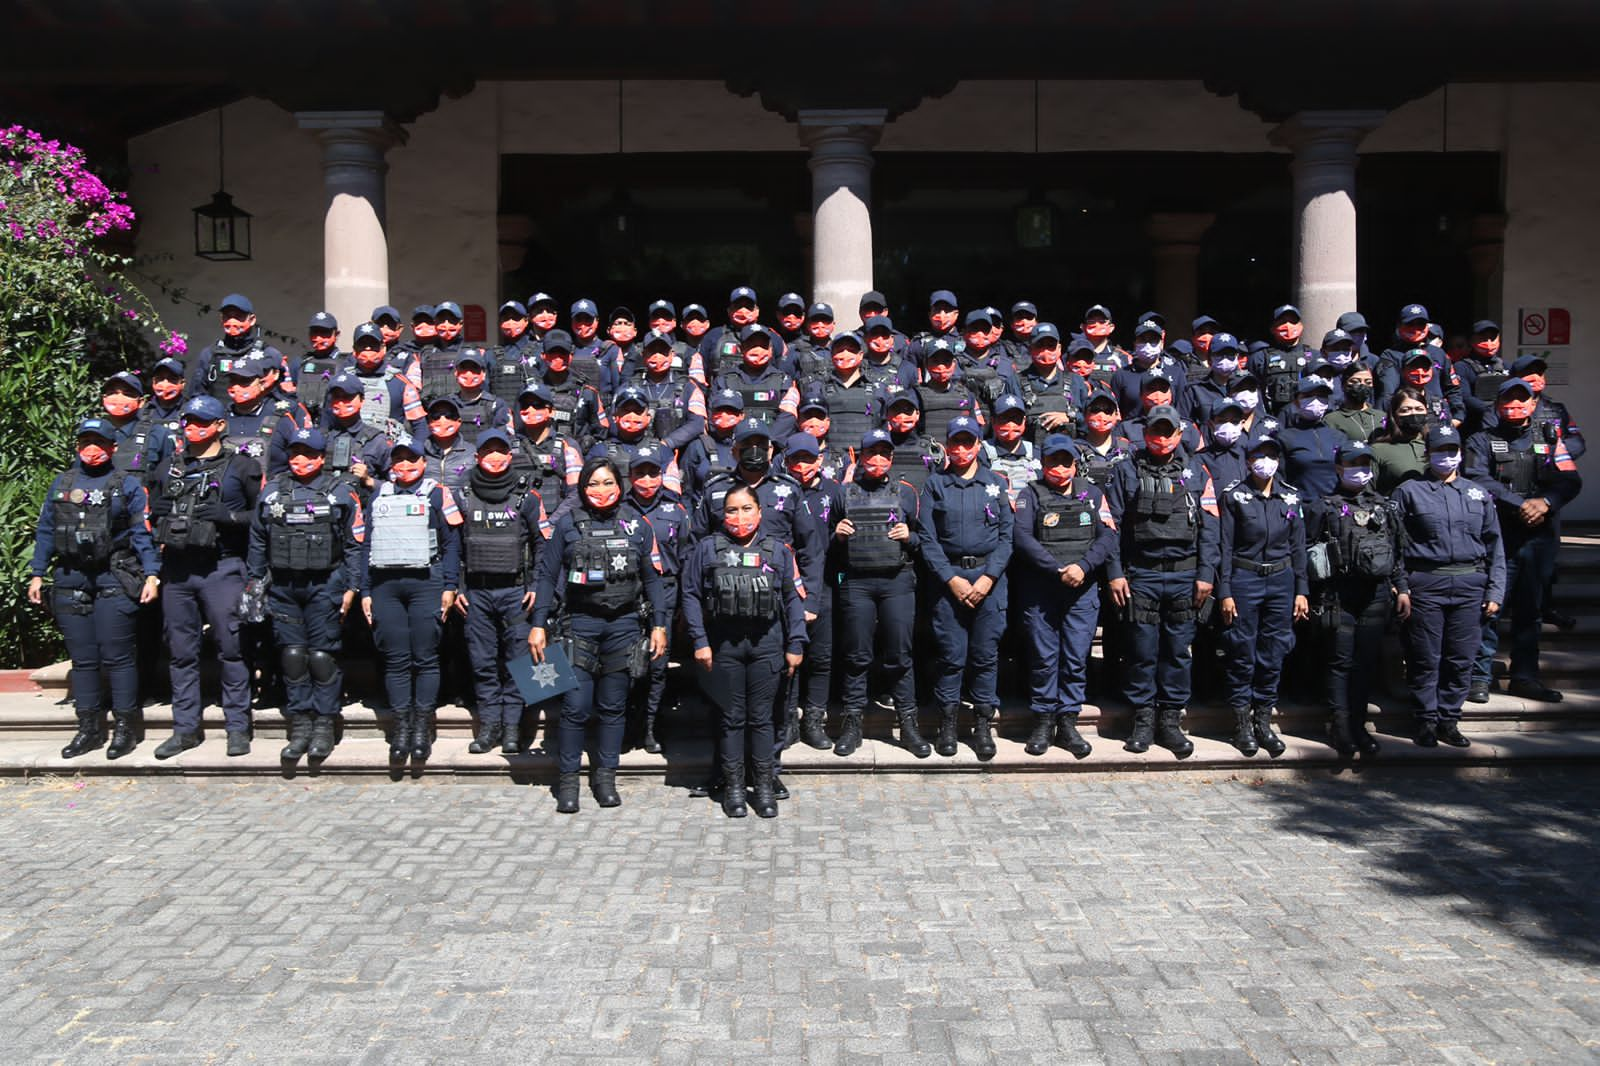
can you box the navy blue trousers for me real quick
[464,584,531,729]
[371,570,444,713]
[1123,566,1198,711]
[1220,566,1297,709]
[1403,570,1488,722]
[708,621,786,772]
[838,569,917,714]
[54,575,139,716]
[164,555,249,732]
[267,574,344,718]
[1475,533,1554,685]
[1020,577,1100,717]
[930,568,1007,708]
[558,613,640,773]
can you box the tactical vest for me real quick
[888,437,942,492]
[565,515,642,615]
[600,433,664,473]
[822,377,878,448]
[842,480,909,571]
[356,370,395,432]
[205,338,266,402]
[513,436,564,500]
[699,436,738,484]
[723,367,790,426]
[542,376,586,435]
[709,330,743,379]
[917,384,975,444]
[1488,435,1549,496]
[1471,363,1509,403]
[1261,350,1300,411]
[1325,494,1396,581]
[417,345,459,404]
[110,424,151,478]
[861,358,907,396]
[51,475,124,567]
[155,451,232,551]
[569,355,602,391]
[1131,459,1198,547]
[326,422,383,475]
[634,376,691,440]
[489,350,536,406]
[1077,443,1120,488]
[1032,481,1098,566]
[452,395,501,447]
[1020,374,1076,438]
[708,533,782,622]
[791,341,831,385]
[295,354,342,415]
[458,482,532,577]
[959,355,1007,406]
[985,443,1039,502]
[368,480,439,569]
[223,406,283,462]
[266,477,343,571]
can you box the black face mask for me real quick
[1345,383,1372,407]
[737,443,768,470]
[1396,412,1428,437]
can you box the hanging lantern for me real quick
[193,106,252,261]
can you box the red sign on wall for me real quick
[1520,307,1571,347]
[463,304,488,343]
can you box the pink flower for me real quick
[160,334,188,356]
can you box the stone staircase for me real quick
[5,529,1598,781]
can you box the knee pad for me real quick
[280,644,310,682]
[307,649,339,684]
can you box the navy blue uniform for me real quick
[1217,478,1309,711]
[691,471,825,609]
[1276,416,1345,499]
[835,472,922,730]
[784,471,845,744]
[188,332,286,403]
[623,489,691,744]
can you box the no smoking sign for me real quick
[1520,307,1571,346]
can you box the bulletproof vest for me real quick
[513,435,564,500]
[543,376,586,434]
[326,422,382,474]
[709,330,743,378]
[700,435,738,483]
[601,433,663,472]
[959,355,1007,406]
[223,405,284,462]
[842,480,910,571]
[822,377,877,448]
[1488,435,1547,495]
[139,403,184,441]
[453,395,500,447]
[636,376,691,440]
[458,482,532,577]
[861,358,907,396]
[154,451,231,551]
[1131,458,1198,546]
[569,355,602,391]
[1077,443,1121,488]
[295,354,342,415]
[565,515,642,615]
[1020,373,1076,432]
[266,477,343,571]
[417,345,460,404]
[1472,365,1510,403]
[791,341,831,385]
[1033,481,1098,566]
[985,442,1039,502]
[725,367,790,426]
[368,480,439,569]
[1261,350,1300,410]
[708,534,782,622]
[1326,494,1396,580]
[916,383,975,444]
[424,442,474,490]
[1088,361,1117,391]
[357,370,395,432]
[110,424,151,478]
[205,338,266,402]
[51,475,123,567]
[489,350,536,406]
[888,436,942,492]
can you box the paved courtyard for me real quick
[2,771,1597,1064]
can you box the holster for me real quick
[108,550,143,600]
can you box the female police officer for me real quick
[530,458,668,814]
[681,484,807,818]
[361,436,463,763]
[1216,430,1309,757]
[29,418,162,760]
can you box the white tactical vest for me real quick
[368,480,438,569]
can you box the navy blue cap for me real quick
[992,394,1026,417]
[390,434,423,457]
[1031,323,1062,346]
[830,331,863,349]
[647,299,676,318]
[1426,323,1443,340]
[861,428,894,451]
[784,432,820,457]
[1086,388,1119,410]
[641,328,673,349]
[527,292,557,308]
[1244,427,1282,454]
[476,429,513,451]
[798,389,829,414]
[1247,340,1270,355]
[1402,348,1434,367]
[1336,311,1369,332]
[1272,303,1301,321]
[963,308,995,329]
[806,302,834,320]
[353,322,384,346]
[219,293,253,314]
[1208,332,1242,355]
[1140,368,1174,389]
[288,426,327,451]
[682,303,709,320]
[929,289,958,308]
[710,388,745,411]
[729,286,758,305]
[629,444,667,470]
[181,396,226,421]
[1226,370,1260,392]
[1471,319,1500,335]
[1066,337,1097,357]
[1083,304,1113,321]
[613,384,650,408]
[608,306,635,325]
[777,292,806,311]
[1134,318,1164,337]
[104,370,144,395]
[518,382,555,405]
[426,395,461,414]
[1322,328,1354,348]
[1011,301,1038,317]
[1511,354,1548,375]
[372,305,401,324]
[924,338,958,361]
[328,372,363,395]
[1192,314,1221,332]
[308,310,338,330]
[734,418,772,442]
[1138,310,1166,330]
[1144,405,1182,430]
[1211,396,1246,420]
[738,324,773,344]
[885,390,921,410]
[434,301,464,320]
[76,417,116,439]
[863,317,894,334]
[541,329,573,353]
[570,298,598,318]
[946,416,981,441]
[1167,339,1194,358]
[1426,424,1460,450]
[454,348,487,369]
[152,357,185,377]
[499,300,528,317]
[1399,303,1430,323]
[1041,433,1079,459]
[411,304,435,321]
[1336,439,1374,463]
[1498,376,1535,397]
[858,290,888,310]
[1297,376,1334,396]
[225,354,269,379]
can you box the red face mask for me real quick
[786,455,821,483]
[585,481,621,509]
[1141,390,1171,412]
[963,330,989,352]
[1194,332,1214,353]
[152,375,184,403]
[571,318,597,339]
[412,322,437,341]
[1473,337,1501,358]
[428,415,461,439]
[455,368,485,390]
[1083,319,1113,340]
[1404,365,1434,387]
[1086,410,1119,434]
[477,450,512,476]
[807,320,832,341]
[833,347,863,373]
[945,440,979,468]
[631,471,663,500]
[861,452,893,479]
[1145,431,1181,458]
[799,415,829,438]
[1272,321,1303,345]
[616,408,651,435]
[520,403,552,428]
[1042,461,1074,488]
[1068,359,1095,379]
[354,348,385,371]
[779,314,803,332]
[886,409,919,434]
[533,311,560,331]
[1398,324,1428,345]
[78,443,112,467]
[993,418,1025,444]
[500,319,528,341]
[183,420,221,445]
[644,348,672,374]
[328,394,362,420]
[1498,396,1536,423]
[102,391,140,419]
[926,361,955,384]
[610,323,638,345]
[722,509,762,539]
[390,456,425,484]
[544,352,572,374]
[742,347,773,370]
[930,309,958,332]
[1030,345,1060,369]
[227,379,263,406]
[288,453,325,478]
[711,409,743,432]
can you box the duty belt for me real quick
[1409,561,1481,576]
[465,573,523,589]
[1130,554,1198,572]
[954,553,989,569]
[1231,556,1291,576]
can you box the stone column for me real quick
[1270,110,1386,341]
[1144,212,1215,335]
[799,109,886,332]
[296,110,407,334]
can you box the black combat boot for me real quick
[307,715,337,759]
[105,711,139,760]
[1413,720,1438,747]
[898,708,932,758]
[800,708,831,750]
[1437,721,1472,748]
[411,709,434,760]
[555,771,581,814]
[642,713,662,755]
[226,731,251,757]
[751,764,778,819]
[1252,705,1285,758]
[1124,707,1156,754]
[154,731,201,760]
[970,706,997,761]
[467,720,502,754]
[501,722,522,755]
[1155,707,1194,759]
[721,766,748,818]
[60,711,105,759]
[833,713,863,757]
[389,708,413,760]
[591,766,621,807]
[1231,707,1258,756]
[1054,714,1093,759]
[280,713,313,760]
[935,704,960,757]
[1351,711,1381,756]
[1328,709,1356,757]
[1024,715,1054,756]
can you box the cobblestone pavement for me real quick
[2,771,1598,1064]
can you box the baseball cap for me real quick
[1271,303,1301,321]
[1336,439,1374,464]
[613,385,650,409]
[1471,319,1500,336]
[353,323,384,347]
[570,298,598,318]
[1210,397,1245,420]
[327,372,363,395]
[426,396,461,415]
[806,302,834,321]
[992,394,1026,417]
[641,328,673,350]
[1031,323,1062,346]
[1209,332,1243,355]
[219,293,253,315]
[453,348,488,369]
[1296,376,1334,395]
[861,428,895,451]
[181,396,226,422]
[1134,318,1163,338]
[1511,354,1548,375]
[784,432,820,457]
[1041,433,1079,459]
[729,286,758,305]
[518,382,555,406]
[1192,314,1221,332]
[1322,328,1354,348]
[1083,304,1113,321]
[863,317,895,334]
[1144,404,1182,430]
[777,292,806,311]
[630,444,667,470]
[734,418,772,442]
[929,289,958,309]
[1335,311,1369,333]
[963,308,995,329]
[858,290,889,310]
[738,324,773,344]
[225,354,269,379]
[1425,424,1460,450]
[476,429,513,451]
[104,370,144,395]
[434,300,464,320]
[288,426,327,451]
[541,329,574,353]
[647,299,677,318]
[371,305,401,324]
[945,416,981,441]
[711,388,745,411]
[528,292,558,309]
[1497,377,1535,397]
[411,304,436,321]
[152,357,185,377]
[797,389,829,415]
[1066,337,1097,357]
[1399,303,1430,323]
[1011,300,1038,317]
[830,331,863,350]
[498,300,528,317]
[682,304,709,321]
[76,417,117,440]
[308,310,338,331]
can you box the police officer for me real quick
[1079,304,1126,370]
[1391,424,1506,747]
[143,357,189,441]
[1306,439,1404,756]
[794,390,852,483]
[528,292,561,347]
[681,482,806,818]
[983,395,1040,503]
[880,392,944,493]
[1077,389,1137,490]
[833,429,927,757]
[1216,431,1309,757]
[569,298,605,368]
[147,397,262,758]
[347,323,428,441]
[246,427,367,762]
[1014,436,1116,758]
[622,444,689,753]
[1277,376,1345,499]
[28,418,162,760]
[909,289,964,368]
[416,300,468,403]
[615,329,707,457]
[1326,360,1384,443]
[1509,353,1586,632]
[455,429,546,755]
[816,332,888,453]
[955,309,1024,419]
[1180,332,1243,425]
[1377,305,1463,425]
[774,291,808,348]
[918,417,1014,759]
[489,300,540,408]
[589,385,684,496]
[434,349,509,449]
[222,355,307,478]
[320,373,393,500]
[681,303,712,348]
[858,292,910,364]
[697,286,773,376]
[1103,404,1222,758]
[681,390,745,505]
[188,293,285,404]
[420,397,477,491]
[373,305,411,360]
[1124,371,1204,454]
[641,299,706,383]
[712,324,801,435]
[531,459,668,813]
[1118,322,1196,421]
[512,383,582,526]
[1453,320,1509,435]
[789,302,836,384]
[1000,300,1038,372]
[780,432,843,754]
[600,306,641,384]
[96,370,161,483]
[1466,378,1581,703]
[532,329,605,452]
[361,436,462,763]
[404,305,436,360]
[1253,306,1315,415]
[1015,323,1087,447]
[916,341,983,444]
[860,319,919,396]
[287,311,347,421]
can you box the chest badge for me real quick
[985,483,1001,498]
[86,489,106,506]
[1467,487,1486,502]
[269,501,286,518]
[1042,512,1060,527]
